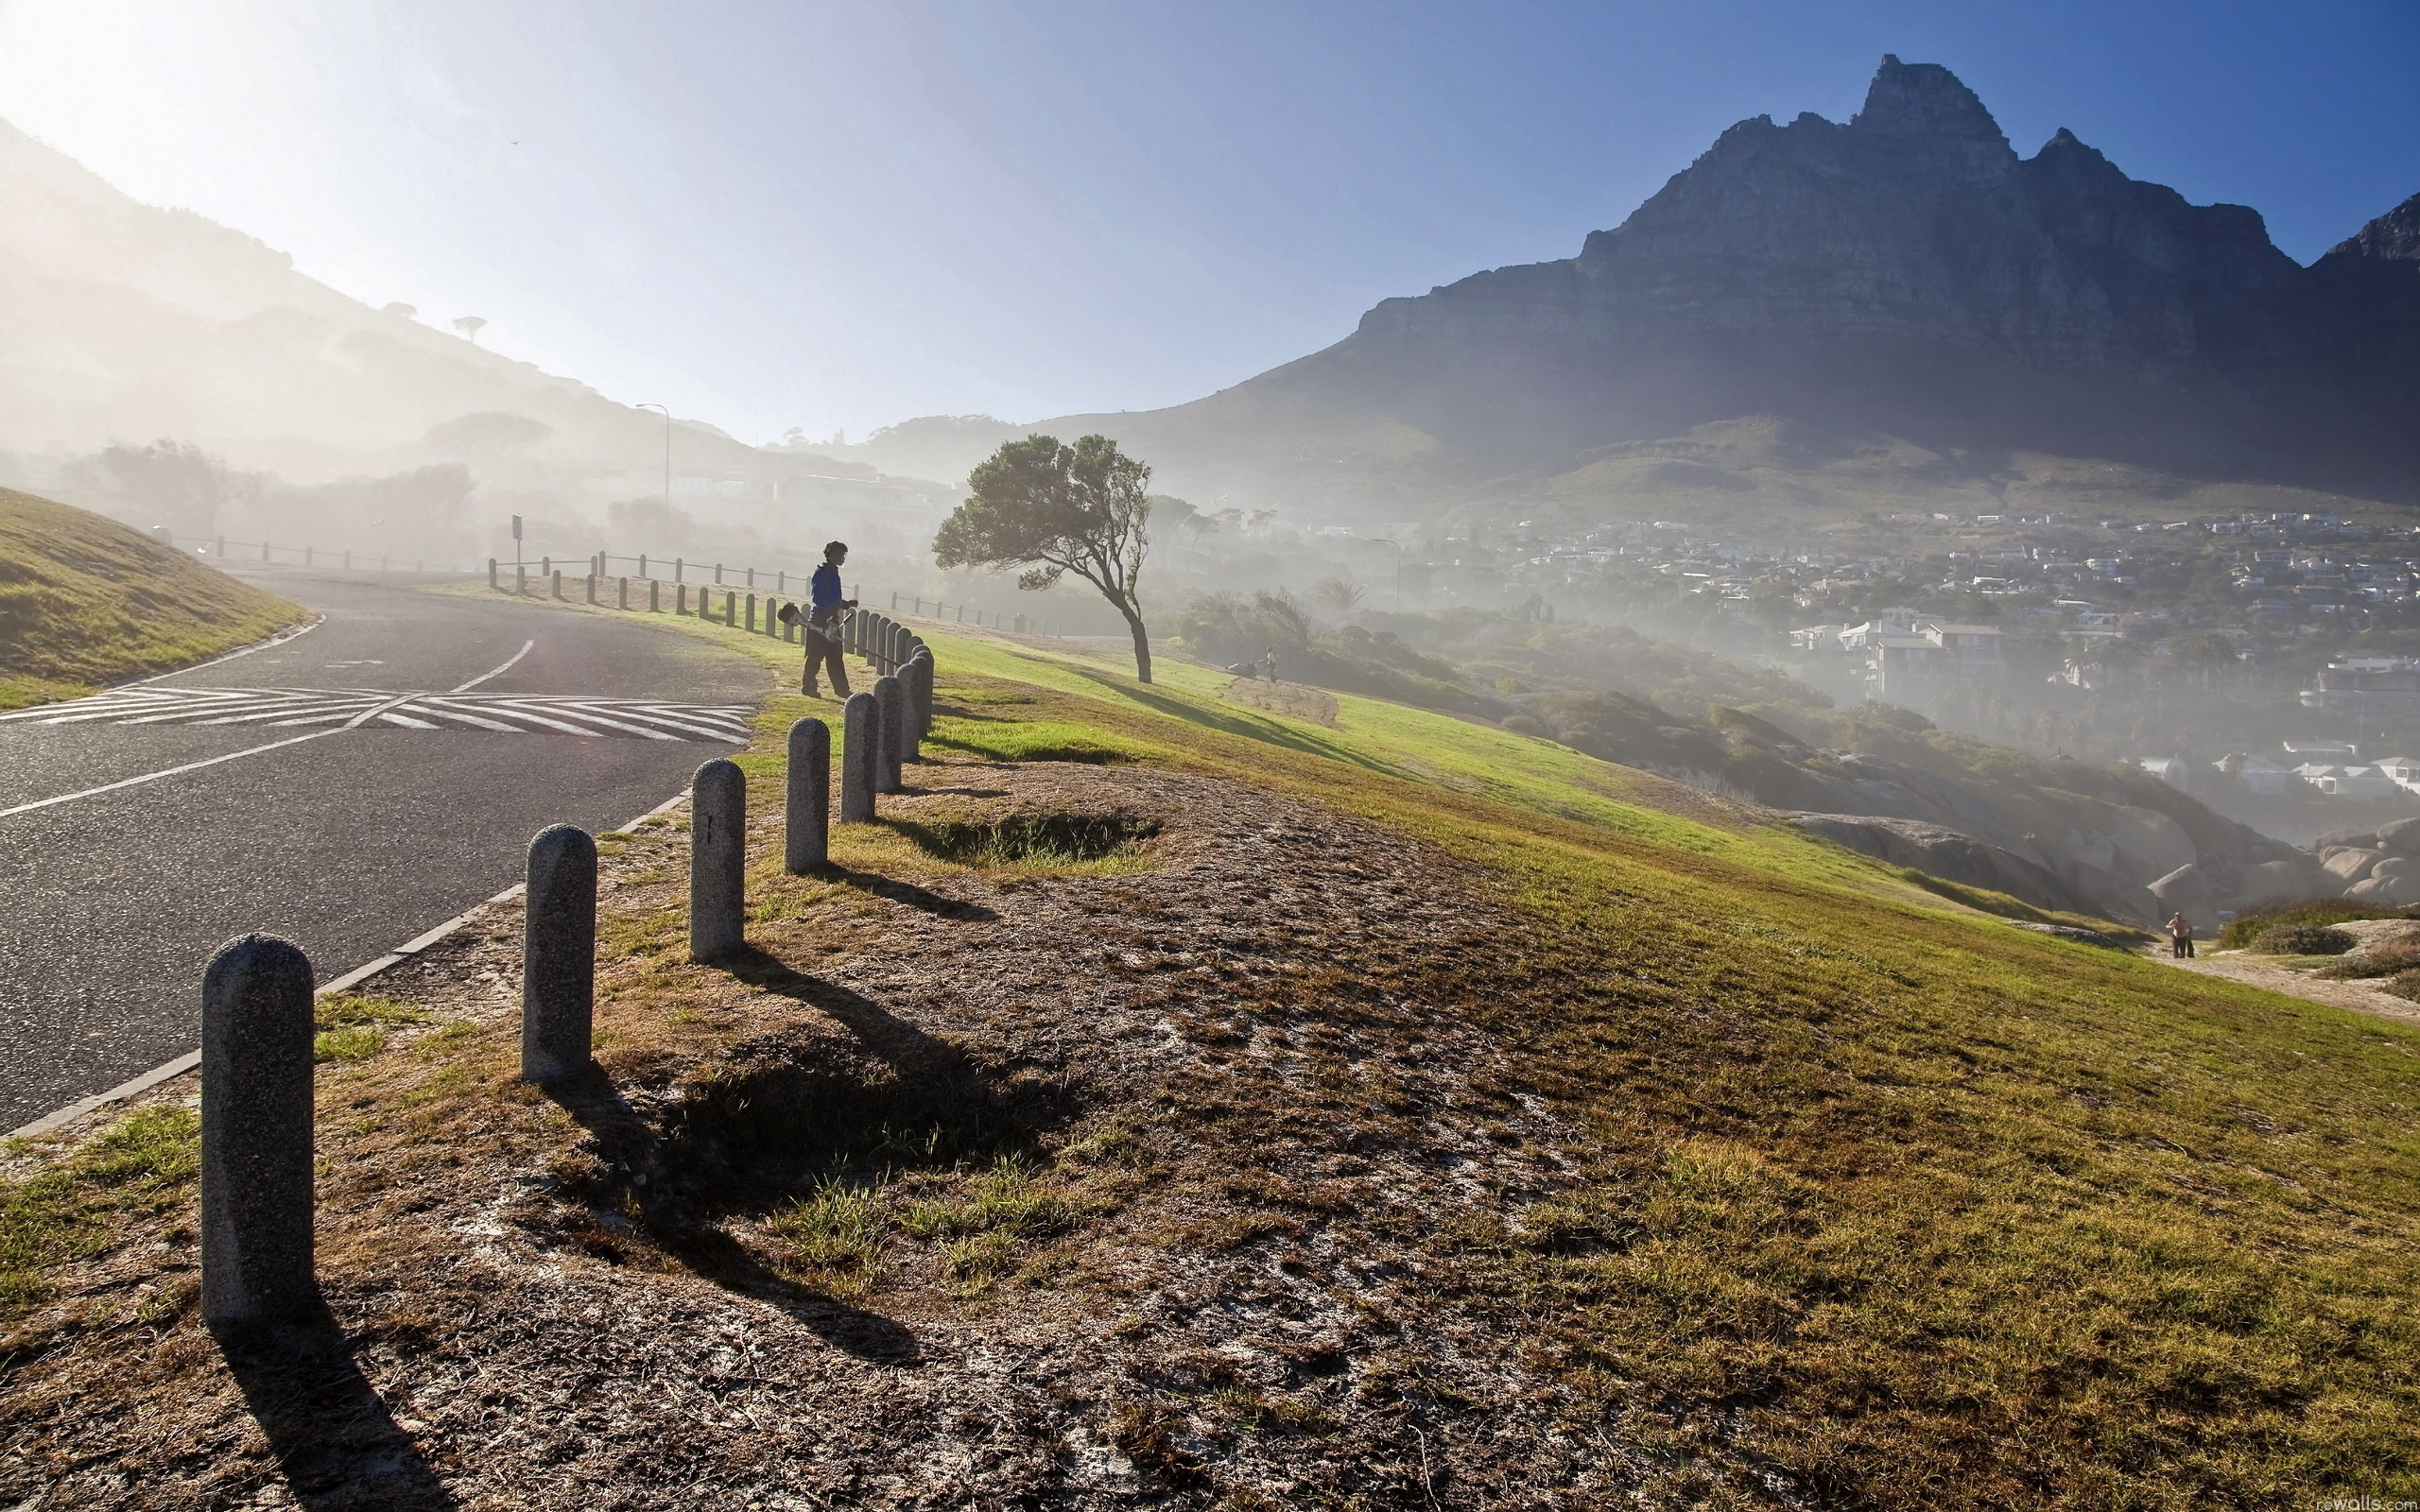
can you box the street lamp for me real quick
[1370,538,1408,610]
[635,404,672,515]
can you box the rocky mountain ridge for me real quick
[856,58,2419,513]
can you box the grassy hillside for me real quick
[6,597,2414,1506]
[0,488,304,708]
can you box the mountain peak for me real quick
[1853,56,2009,146]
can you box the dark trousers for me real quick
[802,620,850,697]
[2171,936,2194,958]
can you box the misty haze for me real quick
[0,6,2416,1507]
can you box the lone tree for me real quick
[936,433,1156,681]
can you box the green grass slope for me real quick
[0,489,304,708]
[596,604,2420,1500]
[22,587,2415,1504]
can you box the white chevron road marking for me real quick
[0,687,752,742]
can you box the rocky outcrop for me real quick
[1076,57,2420,503]
[1791,815,2101,918]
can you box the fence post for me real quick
[890,592,900,611]
[200,934,316,1328]
[618,576,629,610]
[676,558,684,583]
[522,825,596,1082]
[649,579,661,612]
[873,676,906,793]
[841,693,878,822]
[715,562,724,585]
[639,554,648,578]
[586,574,597,605]
[746,593,757,633]
[552,570,563,600]
[263,541,271,562]
[516,564,527,594]
[726,590,737,627]
[489,558,498,591]
[677,584,688,614]
[747,566,755,589]
[689,759,746,962]
[786,719,830,872]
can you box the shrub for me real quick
[2318,936,2420,978]
[2218,898,2403,949]
[2247,923,2357,955]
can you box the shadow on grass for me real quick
[215,1301,456,1509]
[814,860,1000,921]
[541,1060,922,1364]
[1061,665,1402,776]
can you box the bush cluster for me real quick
[2247,923,2358,955]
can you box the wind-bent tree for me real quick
[936,433,1156,681]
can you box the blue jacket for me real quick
[810,562,845,621]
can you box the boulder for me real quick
[2375,855,2417,883]
[2324,848,2385,882]
[2344,873,2420,907]
[2237,858,2330,903]
[2055,827,2118,873]
[2379,816,2420,854]
[2317,827,2381,850]
[2111,805,2196,881]
[2147,863,2220,933]
[1791,814,2102,919]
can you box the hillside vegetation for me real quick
[3,596,2414,1507]
[0,488,303,709]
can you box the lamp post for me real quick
[1370,538,1407,611]
[635,403,672,517]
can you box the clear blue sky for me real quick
[0,0,2412,444]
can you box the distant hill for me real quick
[0,118,783,490]
[850,58,2420,520]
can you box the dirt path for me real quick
[1,759,1634,1509]
[2151,949,2420,1028]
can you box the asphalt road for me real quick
[0,570,769,1128]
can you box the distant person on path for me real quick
[1262,647,1279,682]
[2167,912,2195,958]
[802,541,856,698]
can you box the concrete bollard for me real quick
[552,570,563,600]
[873,675,906,793]
[522,824,597,1082]
[489,558,498,591]
[841,692,879,822]
[678,584,689,614]
[586,574,597,605]
[689,759,746,961]
[908,648,934,745]
[516,564,527,594]
[200,933,317,1328]
[746,593,757,633]
[618,576,630,610]
[786,718,830,872]
[649,579,661,612]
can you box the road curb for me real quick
[7,788,696,1143]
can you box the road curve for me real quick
[0,569,769,1128]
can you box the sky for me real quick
[0,0,2412,446]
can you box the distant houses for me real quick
[1788,613,2006,699]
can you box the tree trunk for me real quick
[1119,601,1153,684]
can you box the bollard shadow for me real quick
[213,1301,457,1509]
[818,862,1000,921]
[540,1064,921,1363]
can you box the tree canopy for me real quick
[935,433,1157,681]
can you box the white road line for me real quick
[450,640,534,693]
[121,619,323,686]
[0,729,346,820]
[0,643,545,819]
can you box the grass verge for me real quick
[0,489,306,709]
